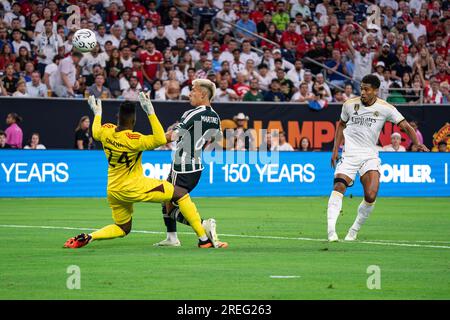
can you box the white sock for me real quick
[327,191,343,234]
[167,232,178,241]
[199,235,208,242]
[350,200,375,232]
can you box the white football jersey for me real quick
[340,97,405,157]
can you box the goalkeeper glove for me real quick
[88,95,102,116]
[138,91,155,115]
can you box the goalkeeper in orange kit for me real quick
[63,92,227,249]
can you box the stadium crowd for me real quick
[0,0,448,105]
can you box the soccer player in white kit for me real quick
[327,75,429,242]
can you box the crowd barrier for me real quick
[0,150,448,197]
[0,98,449,151]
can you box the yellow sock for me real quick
[177,194,206,238]
[91,224,126,240]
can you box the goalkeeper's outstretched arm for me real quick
[139,92,167,150]
[88,96,103,141]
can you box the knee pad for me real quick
[334,177,349,188]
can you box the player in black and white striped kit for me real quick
[154,79,228,248]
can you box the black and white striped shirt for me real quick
[172,105,221,173]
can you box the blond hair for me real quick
[192,78,216,102]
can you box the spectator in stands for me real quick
[153,25,170,53]
[53,51,83,98]
[304,40,328,75]
[406,120,424,149]
[299,137,312,152]
[240,41,260,65]
[254,63,274,92]
[314,74,332,102]
[0,130,11,149]
[215,78,238,102]
[0,43,16,71]
[261,22,282,49]
[106,48,123,75]
[151,79,166,100]
[291,82,315,103]
[286,60,305,89]
[440,82,450,104]
[195,58,213,79]
[243,78,264,102]
[407,14,427,43]
[12,79,29,97]
[272,1,290,32]
[347,41,377,93]
[3,2,26,29]
[272,131,294,151]
[122,75,140,101]
[401,72,416,102]
[383,132,406,152]
[424,77,442,104]
[165,70,181,100]
[342,83,357,100]
[96,24,112,50]
[233,72,250,98]
[437,141,448,153]
[272,49,294,71]
[391,53,413,83]
[24,133,46,150]
[21,61,36,83]
[74,116,93,150]
[140,39,163,86]
[11,29,31,55]
[26,71,48,97]
[264,78,285,102]
[14,45,31,73]
[119,46,133,69]
[87,74,112,99]
[165,17,186,47]
[106,67,122,98]
[257,10,272,35]
[291,0,312,20]
[34,19,64,76]
[373,62,390,100]
[333,90,346,103]
[413,47,436,81]
[226,112,256,151]
[325,49,348,89]
[141,19,156,41]
[236,9,257,43]
[43,55,63,97]
[4,112,23,149]
[387,82,407,103]
[80,44,110,77]
[0,63,19,95]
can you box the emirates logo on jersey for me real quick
[351,116,377,127]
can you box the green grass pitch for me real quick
[0,197,449,300]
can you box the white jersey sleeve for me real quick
[386,106,405,125]
[340,101,351,122]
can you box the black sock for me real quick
[168,206,204,227]
[162,204,177,232]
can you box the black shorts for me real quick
[167,170,202,193]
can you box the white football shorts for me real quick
[334,155,381,184]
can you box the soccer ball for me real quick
[72,29,97,53]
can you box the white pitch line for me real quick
[270,276,301,279]
[0,224,450,250]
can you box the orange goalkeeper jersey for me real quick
[92,114,167,192]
